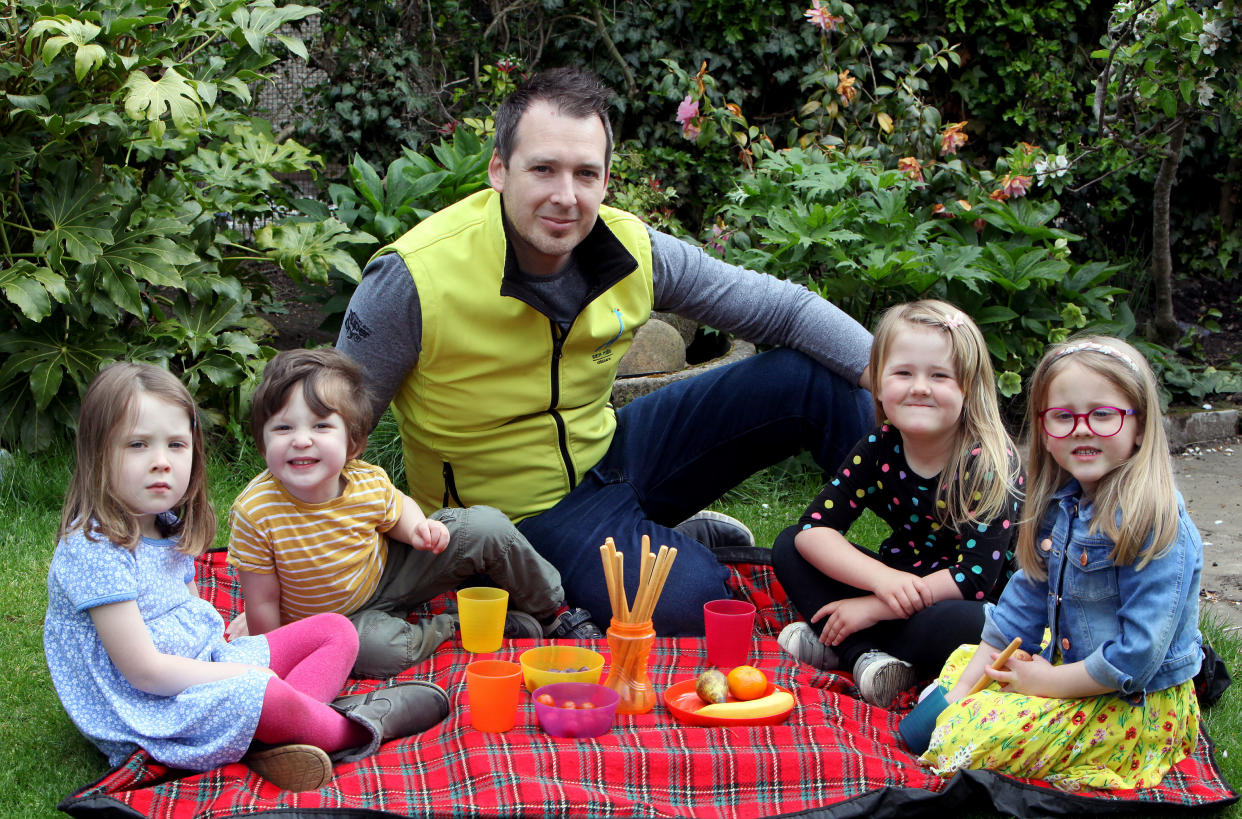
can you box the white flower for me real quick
[1201,18,1231,54]
[1034,154,1069,185]
[1197,81,1216,105]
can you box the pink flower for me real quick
[495,59,517,74]
[805,0,844,32]
[676,95,701,140]
[940,121,968,156]
[437,120,458,135]
[1001,174,1032,199]
[897,156,923,182]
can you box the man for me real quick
[336,67,873,635]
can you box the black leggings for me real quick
[771,524,985,681]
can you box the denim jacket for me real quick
[982,480,1203,701]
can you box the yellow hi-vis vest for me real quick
[377,188,654,521]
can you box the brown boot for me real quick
[245,743,333,791]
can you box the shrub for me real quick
[0,0,367,451]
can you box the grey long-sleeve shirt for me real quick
[336,227,873,427]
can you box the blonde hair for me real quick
[870,300,1019,527]
[1016,335,1177,579]
[58,363,216,555]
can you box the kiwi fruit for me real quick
[695,669,729,704]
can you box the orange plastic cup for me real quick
[458,587,508,653]
[465,659,523,732]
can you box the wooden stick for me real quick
[636,545,676,622]
[614,551,629,622]
[633,542,657,621]
[966,636,1024,696]
[599,543,620,620]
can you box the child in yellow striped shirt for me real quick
[228,348,601,678]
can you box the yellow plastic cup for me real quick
[465,659,523,732]
[458,587,508,653]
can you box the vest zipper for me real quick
[548,320,578,491]
[442,462,464,508]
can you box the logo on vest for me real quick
[591,308,624,365]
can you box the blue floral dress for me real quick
[44,527,271,770]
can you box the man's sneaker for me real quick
[675,510,755,554]
[543,608,604,639]
[503,610,543,639]
[853,650,918,708]
[777,621,839,670]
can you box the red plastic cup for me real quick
[465,659,523,732]
[703,599,756,668]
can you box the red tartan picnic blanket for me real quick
[61,549,1237,818]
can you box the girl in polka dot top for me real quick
[772,300,1022,708]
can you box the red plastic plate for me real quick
[662,679,795,727]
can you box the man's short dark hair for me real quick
[493,67,614,168]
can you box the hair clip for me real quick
[1050,341,1141,374]
[941,312,966,330]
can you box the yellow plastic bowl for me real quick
[519,645,604,691]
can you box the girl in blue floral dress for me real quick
[921,337,1203,790]
[44,363,448,791]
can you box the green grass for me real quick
[2,446,1237,816]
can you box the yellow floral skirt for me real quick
[919,644,1200,791]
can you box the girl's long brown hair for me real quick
[1016,336,1177,579]
[58,362,215,555]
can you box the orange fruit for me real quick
[727,665,768,700]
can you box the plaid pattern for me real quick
[61,549,1237,818]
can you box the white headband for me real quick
[1050,341,1141,374]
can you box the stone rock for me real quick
[653,311,698,347]
[1164,409,1240,451]
[612,339,756,406]
[617,318,686,377]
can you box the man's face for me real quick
[488,100,609,276]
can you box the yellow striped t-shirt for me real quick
[227,459,400,622]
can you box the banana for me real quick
[695,689,795,718]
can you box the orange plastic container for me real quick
[602,618,656,714]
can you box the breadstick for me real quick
[966,636,1025,696]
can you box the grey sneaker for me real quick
[675,510,755,553]
[329,680,450,763]
[503,610,543,639]
[543,608,604,639]
[854,650,918,708]
[777,621,839,670]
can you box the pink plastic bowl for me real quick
[532,682,619,739]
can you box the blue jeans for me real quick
[517,348,872,635]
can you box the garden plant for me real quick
[3,0,1242,813]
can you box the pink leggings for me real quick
[252,613,369,752]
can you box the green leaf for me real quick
[172,294,245,357]
[254,218,373,284]
[28,359,64,411]
[6,94,50,113]
[82,229,198,293]
[122,67,204,135]
[32,162,116,269]
[0,262,69,321]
